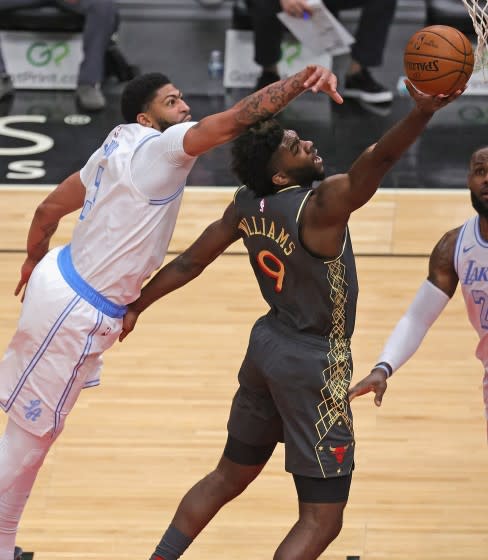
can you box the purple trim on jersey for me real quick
[149,182,185,205]
[83,380,101,389]
[53,310,103,433]
[136,132,161,150]
[1,295,81,412]
[454,221,469,277]
[474,215,488,247]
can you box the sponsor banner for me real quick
[224,29,332,89]
[1,31,83,90]
[0,94,239,186]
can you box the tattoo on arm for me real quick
[234,73,307,126]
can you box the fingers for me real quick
[14,278,27,301]
[349,382,386,407]
[404,79,422,97]
[405,78,465,109]
[348,382,371,402]
[119,324,134,342]
[374,386,387,407]
[314,72,337,94]
[348,388,358,402]
[349,372,388,406]
[404,79,414,95]
[329,89,344,104]
[303,67,323,89]
[303,69,343,104]
[120,312,138,341]
[14,280,24,297]
[286,0,311,17]
[446,86,465,101]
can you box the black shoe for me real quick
[254,70,280,91]
[343,68,393,103]
[14,546,23,560]
[0,73,14,101]
[357,99,393,117]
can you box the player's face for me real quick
[274,129,325,186]
[146,84,192,131]
[468,148,488,218]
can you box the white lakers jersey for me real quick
[454,215,488,417]
[72,121,197,305]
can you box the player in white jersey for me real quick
[0,67,343,560]
[348,146,488,442]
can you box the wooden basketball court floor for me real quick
[0,186,486,560]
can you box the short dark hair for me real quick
[120,72,171,123]
[470,146,488,168]
[231,119,284,197]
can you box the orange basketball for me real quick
[404,25,474,95]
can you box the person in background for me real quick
[0,0,118,111]
[250,0,396,104]
[349,145,488,443]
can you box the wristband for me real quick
[373,362,393,378]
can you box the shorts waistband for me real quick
[263,313,351,350]
[57,245,127,319]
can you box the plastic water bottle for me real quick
[207,49,224,97]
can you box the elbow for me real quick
[33,201,59,230]
[34,201,49,221]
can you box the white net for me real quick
[462,0,488,71]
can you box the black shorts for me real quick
[224,434,352,503]
[293,472,352,503]
[226,315,355,479]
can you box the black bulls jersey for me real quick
[234,185,358,339]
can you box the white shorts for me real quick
[0,246,124,437]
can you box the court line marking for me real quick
[0,185,469,195]
[0,185,467,257]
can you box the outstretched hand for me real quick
[348,368,389,407]
[303,66,343,104]
[119,307,140,342]
[405,79,465,113]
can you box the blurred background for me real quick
[0,0,486,190]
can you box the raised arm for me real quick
[119,202,241,341]
[15,171,86,298]
[348,228,460,406]
[306,82,464,236]
[183,65,343,157]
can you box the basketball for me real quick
[404,25,474,95]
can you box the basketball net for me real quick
[461,0,488,73]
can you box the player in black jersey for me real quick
[120,81,462,560]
